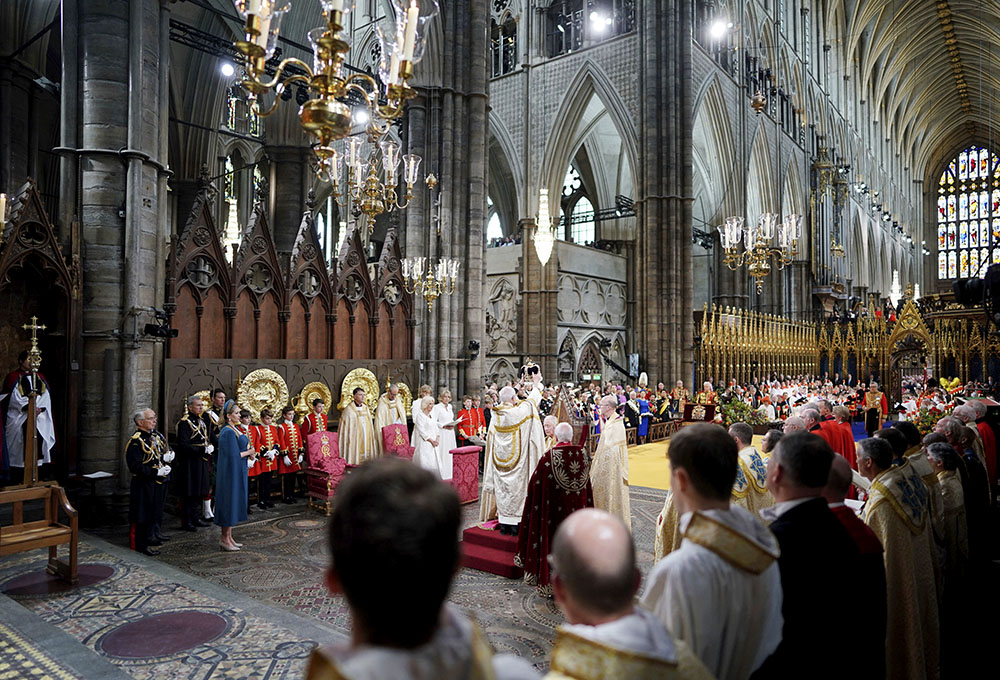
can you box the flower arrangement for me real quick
[720,400,770,427]
[911,405,953,436]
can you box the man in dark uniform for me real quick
[201,388,225,520]
[126,408,170,556]
[149,424,173,546]
[175,395,212,531]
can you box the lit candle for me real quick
[246,0,262,15]
[327,0,344,12]
[0,193,6,223]
[402,0,419,61]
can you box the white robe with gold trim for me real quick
[589,414,631,530]
[374,394,408,456]
[338,403,376,465]
[480,399,544,524]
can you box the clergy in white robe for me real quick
[412,397,442,478]
[374,383,408,457]
[589,395,631,530]
[430,389,458,481]
[339,388,377,465]
[547,509,713,680]
[3,371,56,466]
[643,423,782,680]
[480,386,544,528]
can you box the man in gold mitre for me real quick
[480,385,545,535]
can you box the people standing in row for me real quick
[278,405,303,504]
[253,408,280,509]
[216,400,256,552]
[174,396,211,532]
[125,408,172,557]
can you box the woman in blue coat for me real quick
[215,400,256,551]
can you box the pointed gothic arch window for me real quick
[223,155,241,261]
[562,165,595,243]
[936,145,1000,279]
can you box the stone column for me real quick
[636,0,694,384]
[265,145,310,252]
[402,0,489,396]
[66,0,169,485]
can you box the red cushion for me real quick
[449,446,482,455]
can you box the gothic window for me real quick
[223,156,241,261]
[253,165,267,202]
[224,85,261,137]
[317,195,339,262]
[561,165,595,243]
[571,196,595,244]
[490,16,517,77]
[936,145,1000,280]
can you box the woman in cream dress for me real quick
[413,397,441,477]
[431,389,458,481]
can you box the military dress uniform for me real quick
[175,412,211,530]
[125,429,169,555]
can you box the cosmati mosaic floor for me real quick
[0,484,666,677]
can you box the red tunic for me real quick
[456,408,477,439]
[514,443,594,595]
[830,504,883,555]
[278,421,303,474]
[837,421,858,469]
[302,411,328,437]
[253,424,281,474]
[241,424,261,477]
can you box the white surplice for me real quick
[306,604,539,680]
[480,399,544,524]
[413,410,442,478]
[547,607,714,680]
[641,506,783,680]
[3,374,55,466]
[430,402,458,481]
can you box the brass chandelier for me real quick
[232,0,439,226]
[401,256,460,311]
[718,213,800,293]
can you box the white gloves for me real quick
[164,450,175,463]
[266,450,277,461]
[272,444,281,453]
[247,458,255,469]
[206,444,215,454]
[297,453,304,464]
[157,465,171,477]
[282,455,293,467]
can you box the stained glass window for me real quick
[937,145,1000,279]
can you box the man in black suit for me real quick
[753,431,868,679]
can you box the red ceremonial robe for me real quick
[253,424,281,474]
[514,443,594,596]
[975,420,997,484]
[837,421,858,469]
[242,424,261,477]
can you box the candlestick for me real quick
[0,193,6,224]
[402,0,419,61]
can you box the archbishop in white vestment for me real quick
[589,396,631,530]
[480,386,544,526]
[373,385,408,456]
[3,372,56,466]
[642,507,783,680]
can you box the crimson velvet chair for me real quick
[304,430,349,515]
[381,424,414,460]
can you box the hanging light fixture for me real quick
[889,270,901,307]
[232,0,440,206]
[534,188,555,266]
[401,256,460,311]
[719,213,800,293]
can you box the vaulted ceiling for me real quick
[833,0,1000,179]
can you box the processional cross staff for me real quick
[20,315,46,487]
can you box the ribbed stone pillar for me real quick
[64,0,170,486]
[636,0,694,384]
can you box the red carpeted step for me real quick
[461,542,523,579]
[460,526,523,578]
[461,526,518,551]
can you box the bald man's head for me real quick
[822,454,854,504]
[551,509,637,620]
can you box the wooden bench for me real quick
[0,484,78,584]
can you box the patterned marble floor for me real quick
[0,484,666,677]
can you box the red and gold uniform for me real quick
[457,407,484,442]
[695,390,717,406]
[302,411,328,437]
[279,420,303,474]
[240,423,261,477]
[254,423,281,474]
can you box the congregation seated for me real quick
[515,422,593,596]
[306,458,539,680]
[546,509,712,680]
